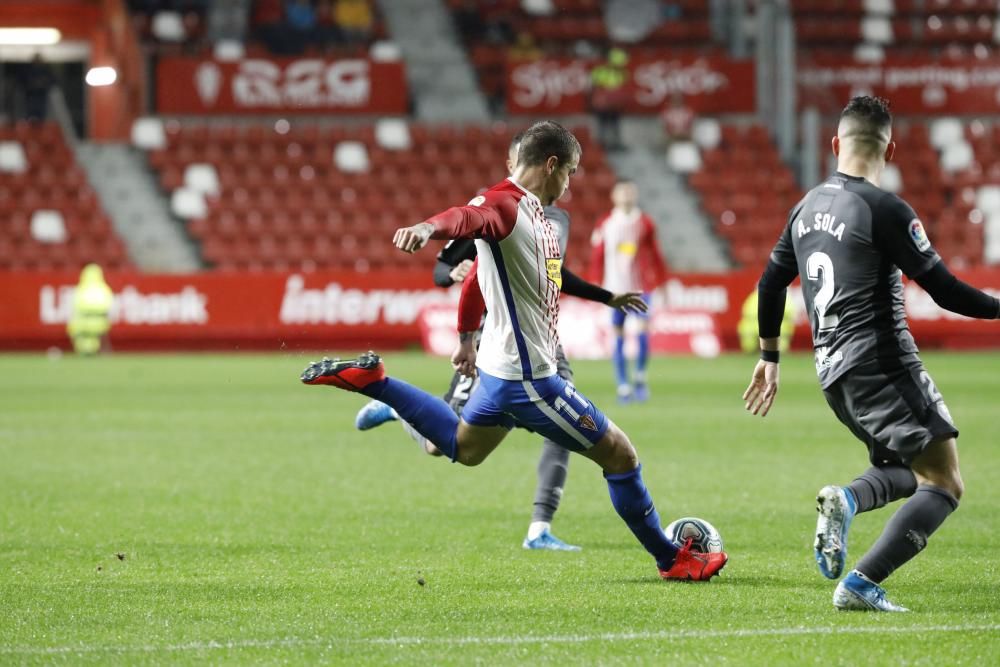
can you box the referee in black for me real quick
[743,96,1000,612]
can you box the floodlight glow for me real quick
[0,28,62,45]
[85,67,117,87]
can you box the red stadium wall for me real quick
[1,270,998,353]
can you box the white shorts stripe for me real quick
[521,380,594,449]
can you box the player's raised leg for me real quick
[302,352,510,464]
[815,465,917,580]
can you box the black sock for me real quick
[846,465,917,513]
[532,440,570,523]
[855,485,959,583]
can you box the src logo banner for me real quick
[157,57,408,114]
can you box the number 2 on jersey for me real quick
[806,251,840,332]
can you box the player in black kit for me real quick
[743,96,1000,612]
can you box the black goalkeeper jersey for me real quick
[770,172,941,388]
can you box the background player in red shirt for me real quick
[589,181,668,402]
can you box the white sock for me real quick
[527,521,550,540]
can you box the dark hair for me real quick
[509,130,525,154]
[515,121,581,168]
[839,96,892,154]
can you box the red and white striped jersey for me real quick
[589,208,668,294]
[427,177,562,380]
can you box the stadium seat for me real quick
[131,117,167,151]
[667,142,702,174]
[184,164,221,197]
[171,188,208,220]
[0,141,28,173]
[30,210,68,244]
[334,141,371,173]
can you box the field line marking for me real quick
[3,623,999,655]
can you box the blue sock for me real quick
[604,464,678,569]
[613,335,628,387]
[636,332,650,379]
[362,378,459,461]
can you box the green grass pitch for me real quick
[1,350,998,665]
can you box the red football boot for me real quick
[300,351,385,391]
[658,539,728,581]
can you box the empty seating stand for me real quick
[148,121,615,273]
[0,122,129,272]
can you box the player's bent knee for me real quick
[455,421,508,467]
[912,436,964,500]
[588,422,638,474]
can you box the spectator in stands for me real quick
[21,55,56,122]
[334,0,373,44]
[508,31,542,61]
[482,5,515,45]
[67,264,114,356]
[453,0,485,43]
[286,0,319,44]
[254,0,291,52]
[660,92,694,147]
[590,48,630,151]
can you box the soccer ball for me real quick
[664,517,724,553]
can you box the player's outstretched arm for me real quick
[393,222,434,253]
[913,261,1000,320]
[451,332,478,378]
[453,259,484,378]
[607,292,648,313]
[559,266,645,312]
[745,256,797,417]
[743,354,779,417]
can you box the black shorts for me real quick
[443,345,573,416]
[821,355,959,467]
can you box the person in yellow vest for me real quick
[739,288,795,353]
[589,47,629,150]
[67,264,114,355]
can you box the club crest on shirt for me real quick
[909,219,931,252]
[546,258,562,288]
[467,195,486,207]
[616,241,638,256]
[578,414,597,431]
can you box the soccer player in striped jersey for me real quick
[354,132,639,552]
[302,121,727,581]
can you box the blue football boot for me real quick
[354,399,398,431]
[522,529,582,552]
[833,570,909,612]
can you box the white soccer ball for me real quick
[664,517,724,553]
